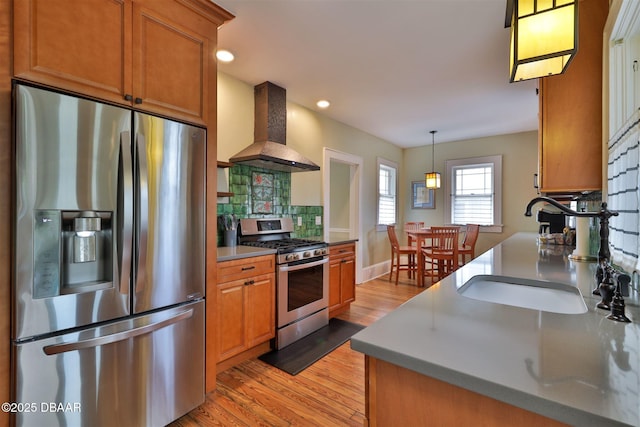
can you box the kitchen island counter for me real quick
[351,232,639,426]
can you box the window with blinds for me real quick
[452,164,494,225]
[608,111,640,273]
[445,155,502,232]
[607,2,640,277]
[377,159,397,226]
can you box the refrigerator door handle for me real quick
[119,132,134,294]
[136,132,149,291]
[42,308,194,355]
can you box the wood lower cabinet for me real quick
[216,255,275,364]
[366,357,568,427]
[329,242,356,318]
[13,0,233,125]
[537,0,608,193]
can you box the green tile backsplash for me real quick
[217,164,323,245]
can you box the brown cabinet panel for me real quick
[328,243,356,317]
[538,0,608,193]
[366,357,568,426]
[216,256,275,363]
[246,275,275,347]
[132,2,213,124]
[340,257,355,304]
[1,4,12,425]
[216,281,246,361]
[13,0,132,103]
[329,261,342,309]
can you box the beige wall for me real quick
[329,160,350,229]
[218,72,540,272]
[403,131,540,256]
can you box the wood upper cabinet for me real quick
[216,255,275,363]
[131,0,218,124]
[13,0,131,101]
[537,0,609,193]
[329,242,356,318]
[13,0,232,125]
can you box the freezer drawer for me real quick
[11,300,204,427]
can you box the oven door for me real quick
[277,256,329,328]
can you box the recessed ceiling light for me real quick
[316,100,330,109]
[216,49,235,63]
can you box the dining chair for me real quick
[387,225,418,285]
[459,224,480,266]
[404,221,425,247]
[422,226,460,282]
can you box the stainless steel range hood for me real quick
[229,81,320,172]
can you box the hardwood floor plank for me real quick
[243,356,362,415]
[169,277,426,426]
[233,361,359,426]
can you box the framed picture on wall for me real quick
[412,181,435,209]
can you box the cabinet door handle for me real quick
[124,94,133,101]
[244,280,255,286]
[241,266,256,271]
[134,97,143,104]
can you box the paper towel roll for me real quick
[572,217,591,259]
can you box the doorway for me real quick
[323,148,363,284]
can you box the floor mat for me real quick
[258,318,366,375]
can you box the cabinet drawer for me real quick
[217,255,275,283]
[330,243,355,259]
[216,272,274,291]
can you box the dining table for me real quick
[406,228,436,287]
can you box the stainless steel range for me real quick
[239,218,329,349]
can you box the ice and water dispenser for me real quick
[33,210,113,298]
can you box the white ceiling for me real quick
[213,0,539,148]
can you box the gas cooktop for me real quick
[242,238,325,251]
[238,217,328,262]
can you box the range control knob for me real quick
[314,248,325,256]
[303,251,311,258]
[285,253,298,261]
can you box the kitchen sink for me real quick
[457,275,588,314]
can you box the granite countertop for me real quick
[292,233,358,245]
[350,232,639,427]
[326,232,358,245]
[217,245,277,262]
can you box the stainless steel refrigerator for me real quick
[11,84,206,427]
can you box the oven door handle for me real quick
[279,256,328,272]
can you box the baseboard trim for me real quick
[361,260,390,283]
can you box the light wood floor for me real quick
[170,273,428,426]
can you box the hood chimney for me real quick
[229,82,320,172]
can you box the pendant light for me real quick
[424,130,441,189]
[509,0,578,82]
